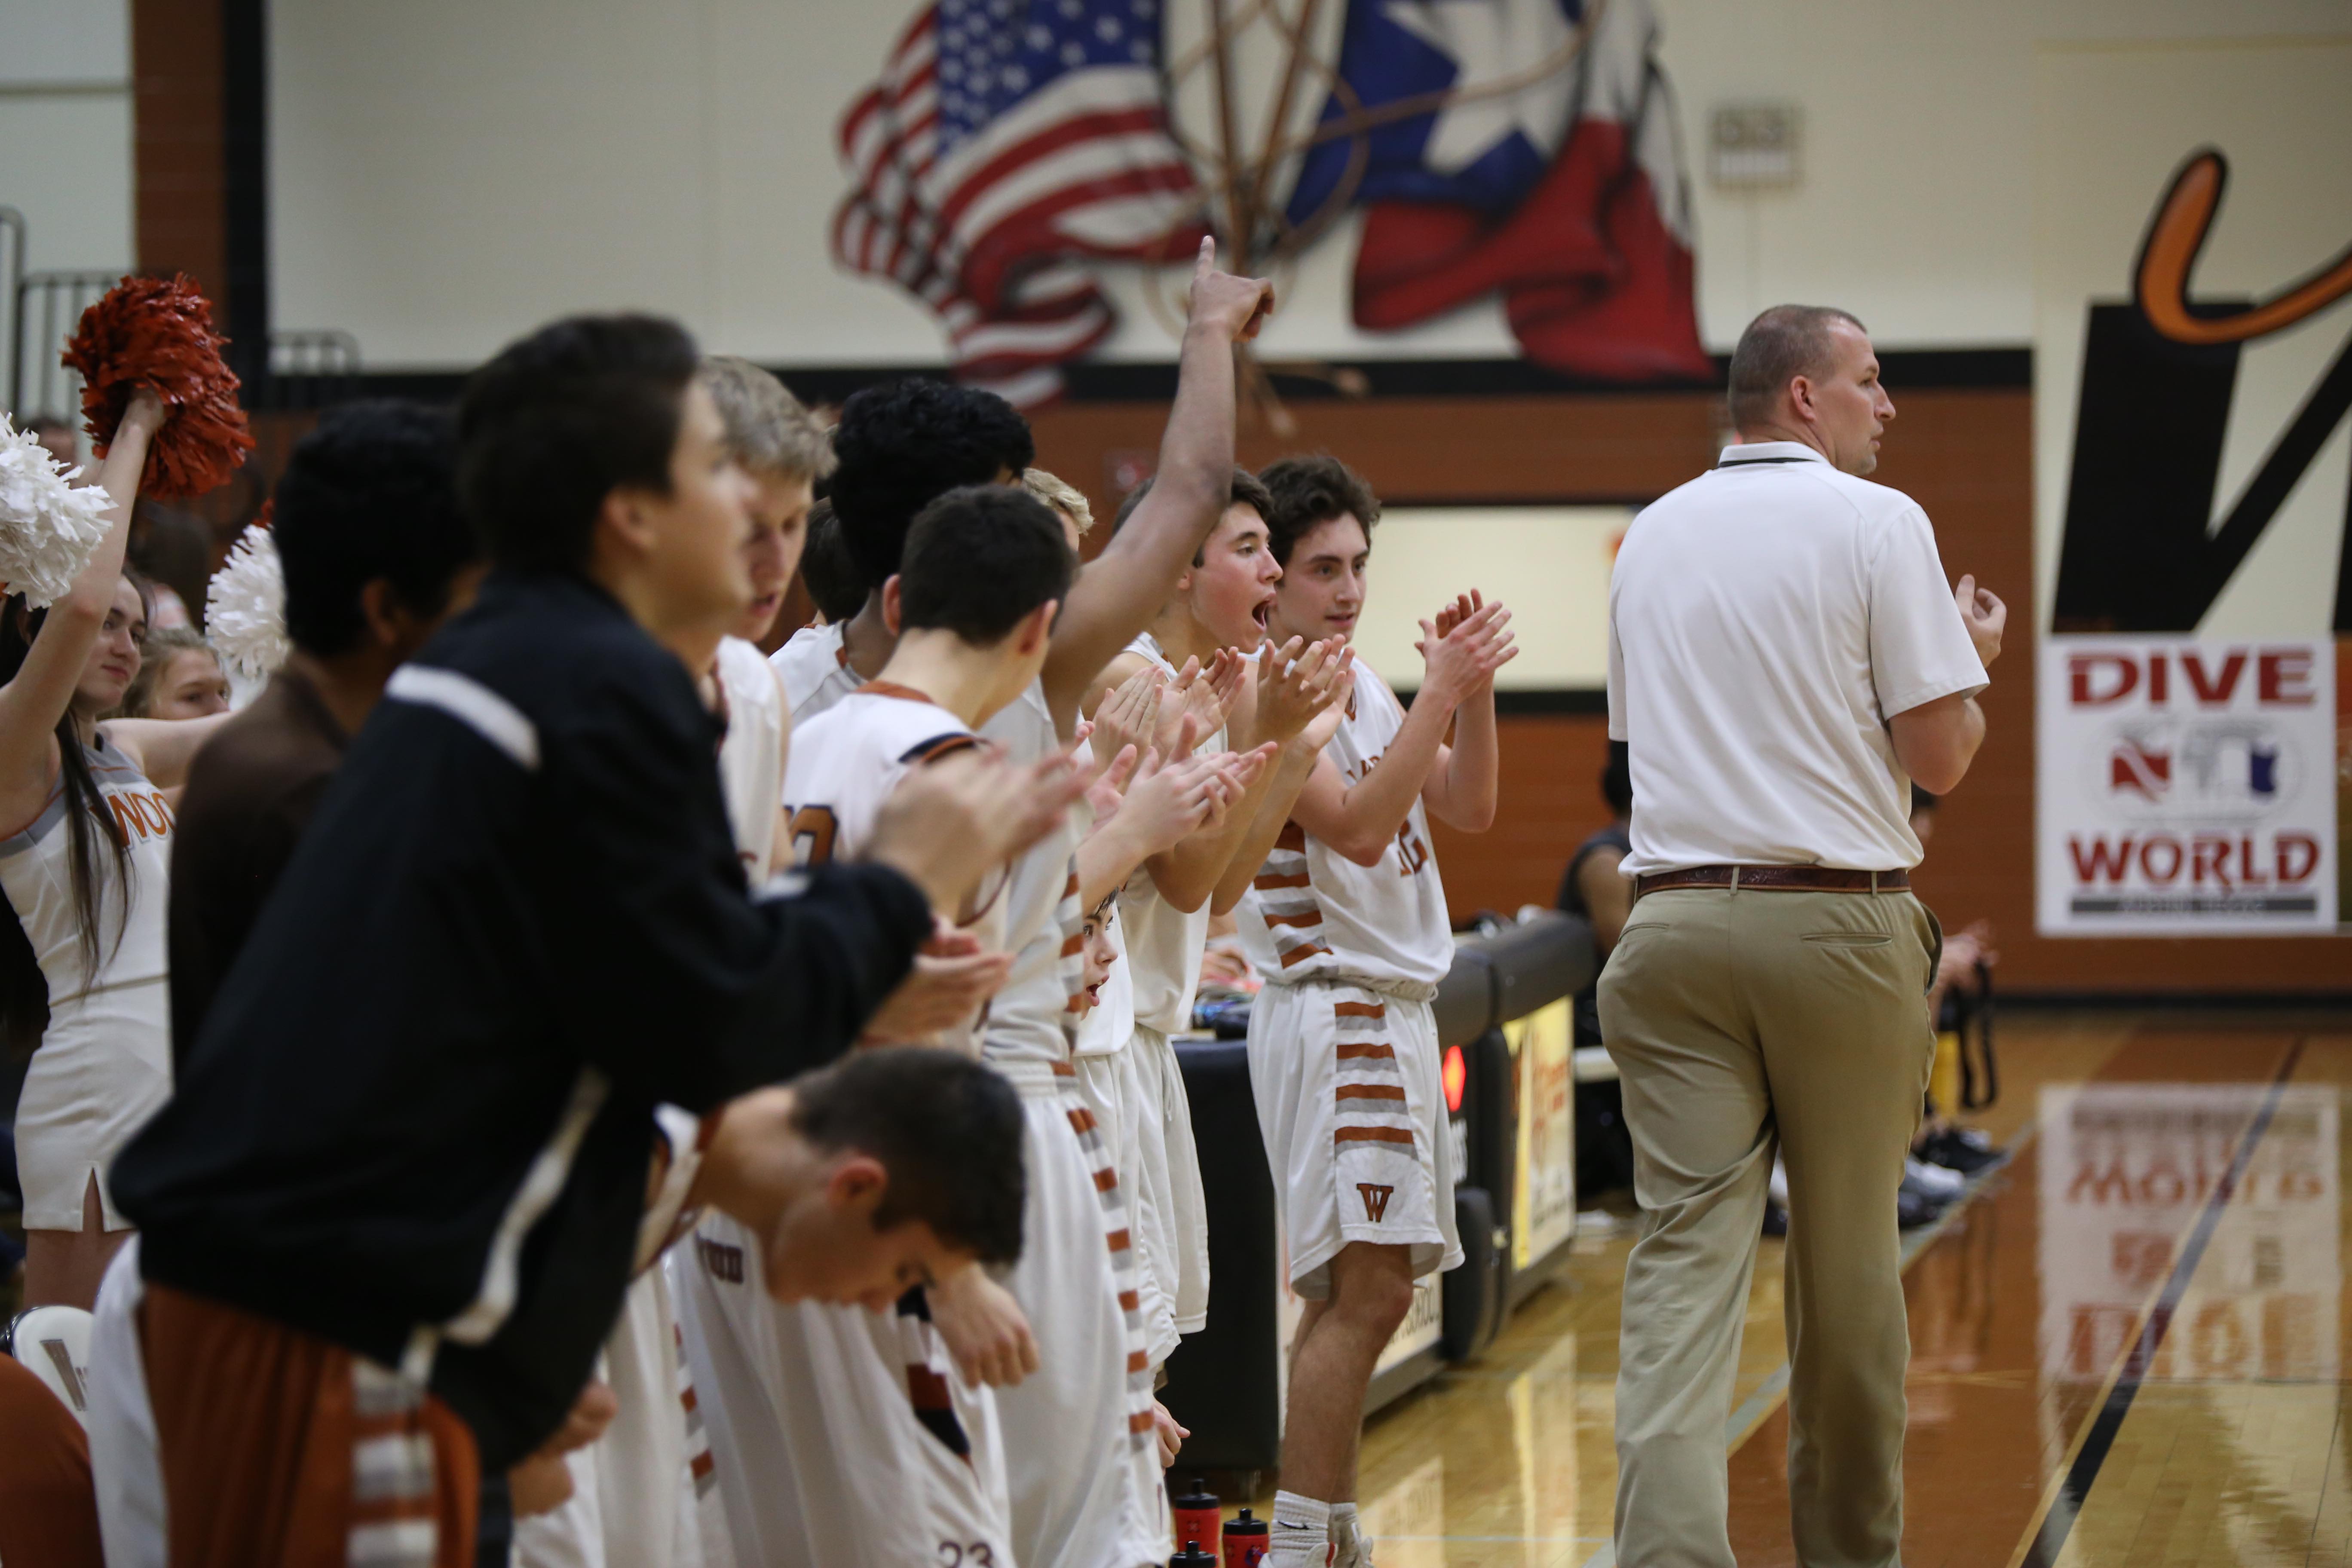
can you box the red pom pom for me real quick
[62,274,257,502]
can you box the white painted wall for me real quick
[264,0,2352,371]
[1,0,135,419]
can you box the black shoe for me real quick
[1919,1127,2003,1176]
[1896,1173,1946,1228]
[1762,1201,1788,1237]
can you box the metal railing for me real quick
[9,268,119,426]
[260,328,364,410]
[2,208,368,427]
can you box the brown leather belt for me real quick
[1634,865,1910,899]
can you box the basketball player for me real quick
[700,355,826,879]
[1240,455,1514,1568]
[699,240,1275,1568]
[682,484,1072,1568]
[1081,471,1352,1383]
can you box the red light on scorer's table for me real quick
[1442,1044,1466,1114]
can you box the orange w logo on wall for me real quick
[2052,149,2352,635]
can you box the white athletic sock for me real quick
[1330,1501,1368,1567]
[1272,1491,1333,1567]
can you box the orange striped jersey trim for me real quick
[1336,1126,1416,1146]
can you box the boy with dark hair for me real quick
[1238,453,1514,1568]
[104,313,1076,1568]
[1081,460,1351,1396]
[769,378,1034,720]
[166,398,487,1059]
[797,501,867,625]
[689,482,1075,1568]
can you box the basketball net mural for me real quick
[2038,147,2352,936]
[828,0,1709,413]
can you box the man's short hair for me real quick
[700,356,835,483]
[789,1045,1026,1265]
[1725,305,1867,431]
[458,314,701,573]
[898,486,1074,645]
[1258,454,1380,567]
[797,500,867,623]
[276,399,482,657]
[1020,468,1093,535]
[1112,466,1274,567]
[828,380,1034,590]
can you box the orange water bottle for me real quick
[1170,1541,1218,1568]
[1173,1476,1221,1558]
[1221,1508,1268,1568]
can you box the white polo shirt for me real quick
[1607,441,1987,874]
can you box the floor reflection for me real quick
[2037,1082,2340,1390]
[1325,1023,2351,1566]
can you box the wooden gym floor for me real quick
[1251,1010,2352,1567]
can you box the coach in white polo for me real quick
[1600,304,2005,1568]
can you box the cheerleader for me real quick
[1,389,222,1307]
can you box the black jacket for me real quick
[116,572,930,1468]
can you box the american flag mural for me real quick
[830,0,1208,407]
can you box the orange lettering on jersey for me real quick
[785,805,839,867]
[1357,1183,1395,1223]
[1395,820,1430,876]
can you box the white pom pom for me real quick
[206,522,290,683]
[0,416,114,608]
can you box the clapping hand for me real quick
[1414,590,1516,707]
[1251,636,1353,747]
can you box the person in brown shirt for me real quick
[167,400,486,1063]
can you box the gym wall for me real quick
[8,2,2349,997]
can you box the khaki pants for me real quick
[1598,886,1938,1568]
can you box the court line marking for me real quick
[2004,1040,2307,1568]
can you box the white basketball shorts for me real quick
[1246,979,1462,1298]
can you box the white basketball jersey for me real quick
[1115,633,1222,1035]
[671,1216,1014,1568]
[781,684,977,878]
[782,684,1005,1039]
[1236,662,1454,988]
[712,637,786,880]
[976,680,1085,1070]
[769,621,861,727]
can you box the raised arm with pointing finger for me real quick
[1038,238,1274,737]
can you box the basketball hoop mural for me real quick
[829,0,1709,410]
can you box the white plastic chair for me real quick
[8,1303,96,1426]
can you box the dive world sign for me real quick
[2038,637,2335,933]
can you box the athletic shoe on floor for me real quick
[1919,1126,2003,1175]
[1905,1157,1966,1198]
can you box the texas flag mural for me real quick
[830,0,1709,401]
[1288,0,1711,380]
